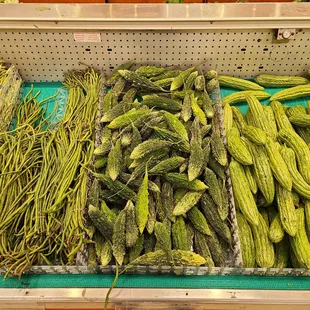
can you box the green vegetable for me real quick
[135,167,149,234]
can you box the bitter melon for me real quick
[222,90,270,106]
[135,66,165,78]
[269,213,285,243]
[264,105,278,139]
[254,74,309,87]
[218,75,264,91]
[188,206,211,236]
[289,113,310,128]
[211,130,227,166]
[200,193,232,244]
[201,93,214,119]
[164,173,208,191]
[108,109,151,129]
[227,127,253,165]
[112,209,126,265]
[270,84,310,102]
[278,128,310,183]
[119,69,167,92]
[173,191,204,216]
[245,141,275,204]
[276,183,298,237]
[236,212,255,268]
[129,234,144,262]
[125,201,139,248]
[106,60,135,86]
[194,230,215,267]
[223,103,233,134]
[204,168,223,212]
[289,208,310,268]
[172,216,189,250]
[273,235,289,268]
[106,139,122,181]
[231,106,247,132]
[171,66,197,91]
[244,165,258,195]
[206,78,218,93]
[149,156,185,175]
[250,212,275,268]
[195,75,205,91]
[154,222,172,252]
[131,250,206,266]
[205,227,226,267]
[88,205,115,239]
[153,127,190,153]
[188,118,204,181]
[229,159,259,226]
[242,125,267,146]
[245,95,275,139]
[142,97,182,112]
[163,111,189,141]
[205,70,218,80]
[135,168,149,234]
[265,137,292,191]
[270,100,294,131]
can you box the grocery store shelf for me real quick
[1,4,310,308]
[1,3,310,29]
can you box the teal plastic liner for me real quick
[1,274,310,290]
[22,82,63,99]
[16,82,68,129]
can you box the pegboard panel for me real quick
[1,29,310,82]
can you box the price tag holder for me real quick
[74,32,101,43]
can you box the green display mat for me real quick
[17,82,67,129]
[0,274,310,290]
[1,83,308,291]
[22,82,64,100]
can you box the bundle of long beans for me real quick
[0,68,101,277]
[0,62,22,132]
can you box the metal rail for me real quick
[0,288,310,309]
[1,3,310,30]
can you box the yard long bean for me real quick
[0,68,102,277]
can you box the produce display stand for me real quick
[1,3,310,309]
